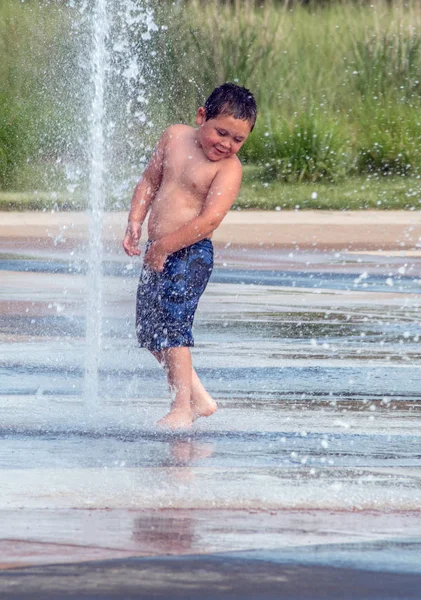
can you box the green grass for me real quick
[237,174,421,210]
[0,1,86,189]
[2,174,421,211]
[241,114,348,183]
[3,0,421,194]
[0,191,85,211]
[150,0,421,180]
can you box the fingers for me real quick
[123,244,140,256]
[122,239,132,256]
[123,234,141,256]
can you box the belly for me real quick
[147,193,202,240]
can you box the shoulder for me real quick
[153,125,191,155]
[219,155,243,178]
[163,123,194,141]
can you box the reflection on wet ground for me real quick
[2,428,421,469]
[0,244,421,569]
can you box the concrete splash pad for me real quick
[1,215,421,597]
[2,547,421,600]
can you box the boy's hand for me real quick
[123,222,142,256]
[144,240,168,272]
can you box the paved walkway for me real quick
[1,210,421,249]
[2,550,421,599]
[2,209,421,598]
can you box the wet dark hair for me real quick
[204,83,257,131]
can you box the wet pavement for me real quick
[2,547,421,600]
[1,214,421,597]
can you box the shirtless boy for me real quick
[123,83,257,430]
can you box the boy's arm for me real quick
[144,160,242,271]
[123,131,167,256]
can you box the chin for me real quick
[212,150,229,161]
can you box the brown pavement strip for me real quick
[1,508,421,570]
[0,540,145,569]
[0,300,84,317]
[347,250,421,257]
[1,210,421,250]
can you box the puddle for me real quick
[1,248,421,516]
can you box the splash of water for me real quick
[84,0,109,405]
[84,0,158,406]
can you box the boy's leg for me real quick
[155,347,194,429]
[191,369,217,420]
[151,351,217,422]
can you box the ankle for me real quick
[171,399,193,413]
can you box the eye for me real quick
[234,138,243,144]
[217,129,227,136]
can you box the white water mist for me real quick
[83,0,158,405]
[84,0,109,404]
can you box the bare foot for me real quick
[157,407,194,430]
[190,369,218,422]
[191,395,218,422]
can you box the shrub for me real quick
[3,0,421,192]
[356,103,421,175]
[242,114,348,182]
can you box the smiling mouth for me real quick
[214,147,228,155]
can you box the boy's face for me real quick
[196,107,252,162]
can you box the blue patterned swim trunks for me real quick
[136,239,214,352]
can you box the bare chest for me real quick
[163,147,217,197]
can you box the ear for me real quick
[196,106,206,126]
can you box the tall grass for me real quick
[241,114,348,183]
[151,0,421,181]
[0,1,85,189]
[3,0,421,190]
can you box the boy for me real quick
[123,83,257,430]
